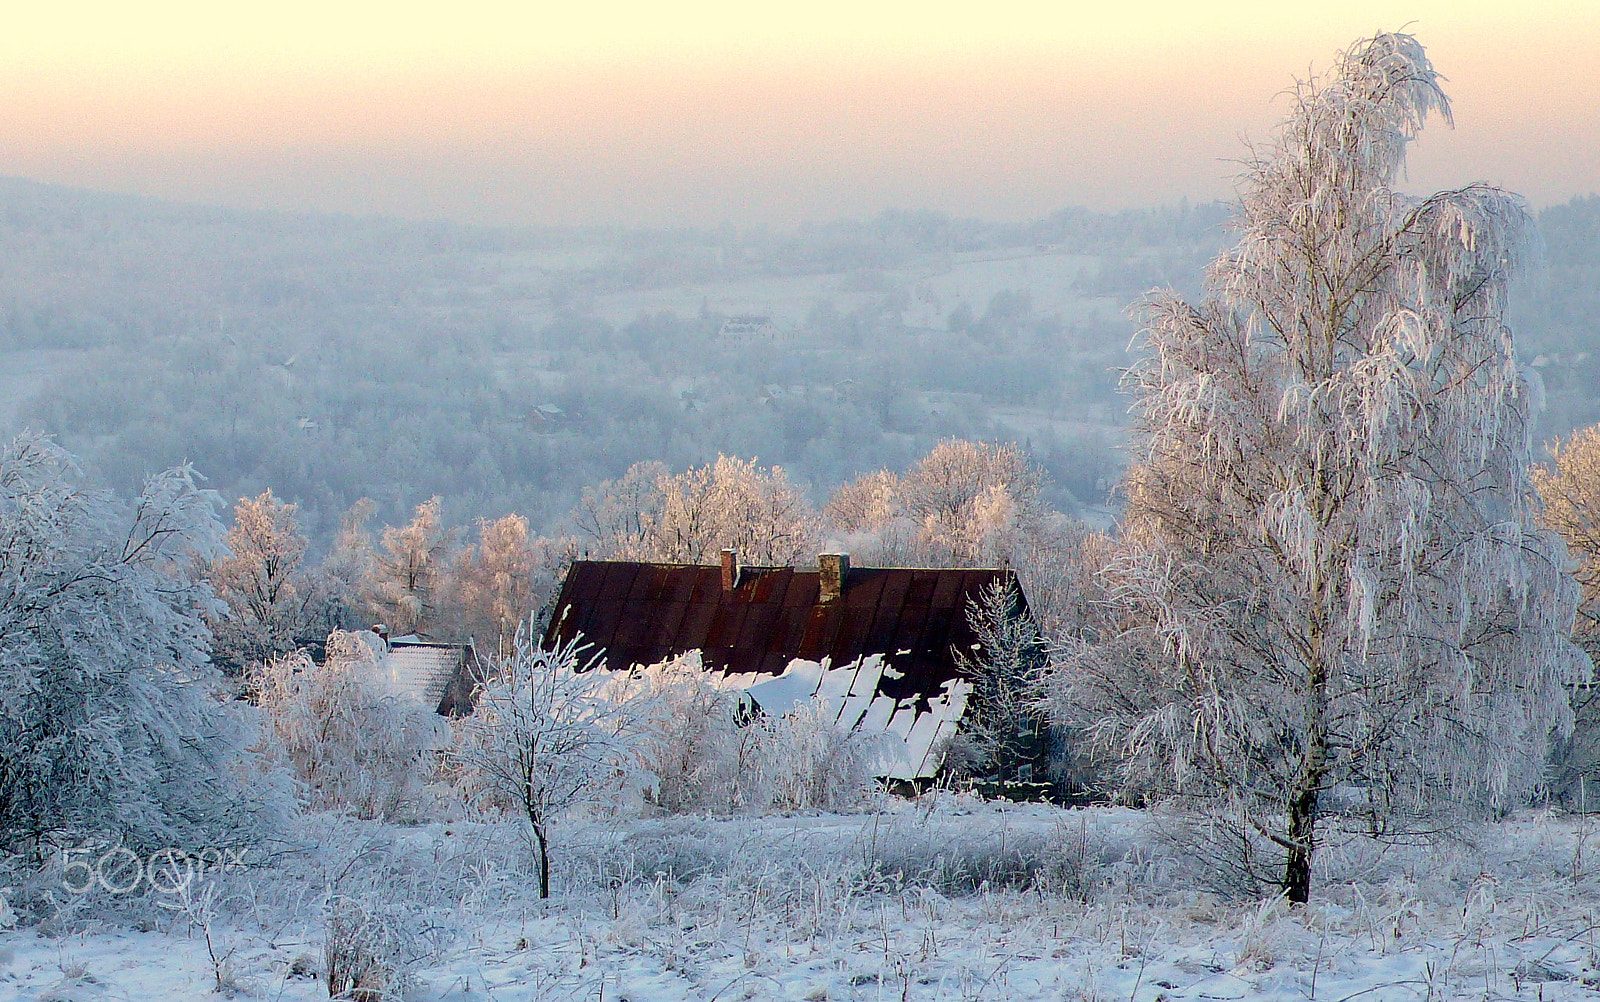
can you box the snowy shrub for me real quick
[614,656,750,814]
[559,651,882,819]
[323,894,446,1001]
[848,816,1106,897]
[251,631,450,822]
[0,432,290,855]
[611,656,884,815]
[756,702,882,813]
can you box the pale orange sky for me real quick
[2,2,1596,226]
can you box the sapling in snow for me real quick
[451,629,649,898]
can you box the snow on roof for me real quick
[382,642,470,713]
[544,558,1025,780]
[738,654,971,780]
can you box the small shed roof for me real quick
[382,640,487,716]
[540,558,1021,708]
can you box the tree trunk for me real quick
[1283,778,1320,903]
[531,817,551,899]
[1283,650,1330,904]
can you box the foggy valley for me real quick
[3,177,1597,548]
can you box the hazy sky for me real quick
[4,2,1597,228]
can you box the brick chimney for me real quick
[818,553,849,603]
[721,548,740,591]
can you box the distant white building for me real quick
[717,315,785,343]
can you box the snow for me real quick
[9,804,1600,1001]
[733,655,972,780]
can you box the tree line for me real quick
[200,438,1099,670]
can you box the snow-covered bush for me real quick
[251,631,449,822]
[323,896,413,1001]
[755,702,881,813]
[614,656,750,814]
[605,654,882,816]
[0,432,290,855]
[315,839,461,1002]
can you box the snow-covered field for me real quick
[6,799,1600,1001]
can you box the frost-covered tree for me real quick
[1534,425,1600,644]
[323,497,379,610]
[0,433,288,853]
[575,456,817,566]
[1531,426,1600,802]
[204,490,341,673]
[949,580,1051,784]
[574,460,666,559]
[824,442,1107,644]
[824,439,1050,567]
[900,438,1047,564]
[251,631,449,821]
[440,515,575,658]
[451,631,647,898]
[358,497,456,638]
[652,455,816,564]
[823,468,901,535]
[1059,33,1587,902]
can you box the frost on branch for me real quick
[449,629,650,898]
[0,433,289,854]
[251,631,450,822]
[1053,33,1589,901]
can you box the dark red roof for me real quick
[541,559,1024,705]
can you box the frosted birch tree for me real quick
[440,515,575,658]
[365,497,456,638]
[204,490,340,673]
[1060,33,1587,902]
